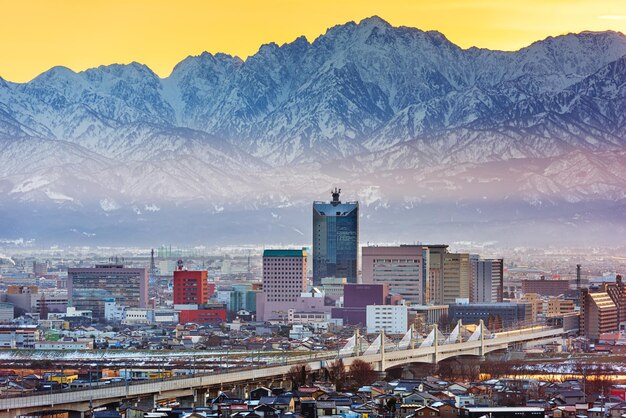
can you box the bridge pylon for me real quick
[433,324,439,363]
[479,319,485,356]
[380,328,386,371]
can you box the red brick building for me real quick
[521,278,570,297]
[173,270,209,305]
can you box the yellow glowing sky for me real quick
[1,0,625,82]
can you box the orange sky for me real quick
[1,0,625,82]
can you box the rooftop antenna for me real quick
[331,187,341,205]
[150,249,157,275]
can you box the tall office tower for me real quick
[173,270,209,305]
[312,188,359,285]
[67,264,148,320]
[427,245,449,305]
[362,245,428,305]
[258,249,307,321]
[471,258,504,303]
[443,252,471,304]
[580,288,618,342]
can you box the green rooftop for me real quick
[263,249,307,257]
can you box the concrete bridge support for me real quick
[132,394,156,411]
[194,387,208,408]
[179,395,195,409]
[208,386,220,399]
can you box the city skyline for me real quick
[0,2,624,416]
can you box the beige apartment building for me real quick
[521,293,544,321]
[546,297,576,317]
[443,252,470,304]
[362,245,427,305]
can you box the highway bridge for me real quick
[0,322,565,418]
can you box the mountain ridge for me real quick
[1,16,626,245]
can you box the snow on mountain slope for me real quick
[2,17,626,164]
[0,16,626,245]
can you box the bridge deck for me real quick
[0,326,564,415]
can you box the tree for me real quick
[573,361,614,400]
[437,360,455,380]
[287,363,311,389]
[437,313,451,332]
[328,359,346,391]
[487,315,503,331]
[349,359,377,389]
[458,357,480,381]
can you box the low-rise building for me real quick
[0,325,39,348]
[449,302,532,328]
[0,302,14,323]
[366,304,408,334]
[35,340,93,350]
[521,294,544,321]
[178,303,227,324]
[546,298,576,317]
[522,279,570,297]
[122,309,153,325]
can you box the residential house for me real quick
[436,402,460,418]
[250,388,272,401]
[403,392,441,406]
[254,404,280,418]
[410,406,442,418]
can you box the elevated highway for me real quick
[0,323,565,417]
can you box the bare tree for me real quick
[328,359,347,391]
[287,363,311,389]
[349,359,378,389]
[480,359,517,379]
[574,361,614,400]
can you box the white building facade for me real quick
[366,305,408,334]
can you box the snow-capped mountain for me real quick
[1,16,625,245]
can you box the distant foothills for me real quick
[0,17,625,246]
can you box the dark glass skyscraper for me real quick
[313,188,359,285]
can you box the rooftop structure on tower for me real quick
[312,188,359,285]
